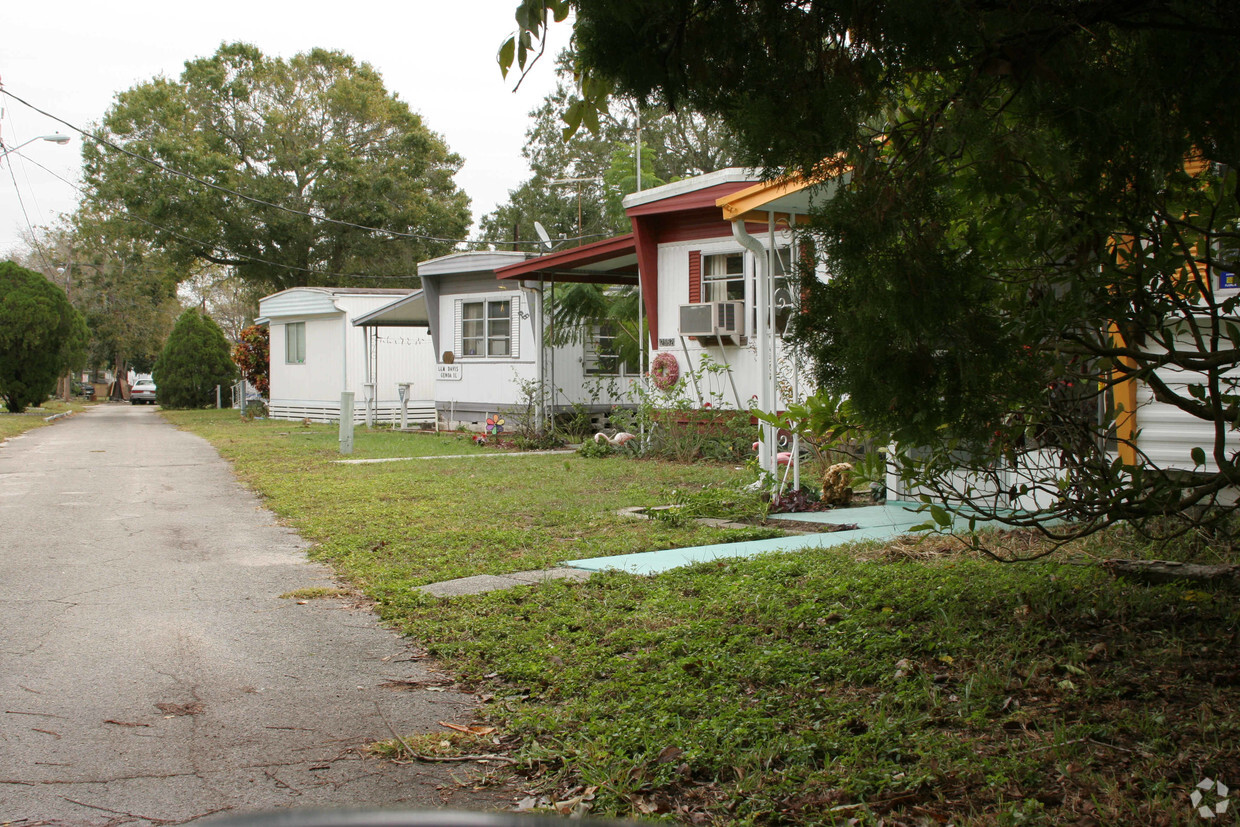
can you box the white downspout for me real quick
[731,220,776,477]
[523,279,546,434]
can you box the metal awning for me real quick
[351,290,430,327]
[494,233,639,285]
[716,157,851,223]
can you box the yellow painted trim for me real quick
[716,155,850,221]
[1109,321,1139,466]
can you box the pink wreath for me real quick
[650,352,680,391]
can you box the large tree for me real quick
[82,42,471,292]
[481,58,740,248]
[483,58,740,375]
[19,214,183,397]
[505,1,1240,543]
[0,261,88,413]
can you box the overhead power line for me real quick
[3,143,419,282]
[1,88,610,250]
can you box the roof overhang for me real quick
[352,290,430,327]
[623,167,759,212]
[417,250,531,279]
[717,157,851,222]
[495,233,639,285]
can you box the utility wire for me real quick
[9,148,418,282]
[1,88,610,250]
[3,143,55,272]
[121,211,423,282]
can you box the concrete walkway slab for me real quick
[417,568,594,597]
[336,449,576,465]
[564,502,938,575]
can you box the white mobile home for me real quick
[411,251,640,430]
[258,287,435,424]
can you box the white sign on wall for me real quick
[438,364,462,381]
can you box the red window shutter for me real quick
[688,250,701,303]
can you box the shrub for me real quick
[154,309,237,409]
[231,324,269,396]
[0,261,87,413]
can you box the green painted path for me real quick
[564,501,935,575]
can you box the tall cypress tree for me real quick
[153,309,236,409]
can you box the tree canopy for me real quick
[481,58,740,248]
[506,0,1240,542]
[483,57,740,377]
[17,213,184,396]
[83,42,472,292]
[0,261,88,413]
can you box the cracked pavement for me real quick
[0,405,507,825]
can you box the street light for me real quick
[0,134,71,161]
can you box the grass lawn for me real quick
[168,410,1239,825]
[0,400,89,440]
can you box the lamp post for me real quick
[0,134,71,162]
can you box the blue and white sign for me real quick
[1219,270,1239,290]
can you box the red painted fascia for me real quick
[494,233,637,280]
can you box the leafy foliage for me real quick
[153,309,237,409]
[481,63,739,248]
[15,215,182,383]
[231,324,270,397]
[0,261,88,413]
[82,42,471,291]
[510,0,1240,542]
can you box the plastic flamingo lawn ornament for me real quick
[752,441,794,465]
[595,431,637,447]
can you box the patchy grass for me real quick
[170,410,1240,825]
[0,400,88,440]
[162,411,780,589]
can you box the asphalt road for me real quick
[0,404,504,825]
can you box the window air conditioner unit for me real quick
[679,300,746,337]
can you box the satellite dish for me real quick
[533,221,555,251]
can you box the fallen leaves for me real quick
[156,702,204,717]
[438,721,496,736]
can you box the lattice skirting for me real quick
[268,400,436,425]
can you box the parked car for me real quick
[130,379,157,405]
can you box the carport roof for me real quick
[494,233,639,285]
[351,290,430,327]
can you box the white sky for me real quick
[0,0,571,259]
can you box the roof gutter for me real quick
[731,219,777,477]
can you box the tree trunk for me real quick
[1101,559,1240,586]
[111,355,127,401]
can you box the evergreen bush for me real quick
[0,261,88,413]
[153,309,236,409]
